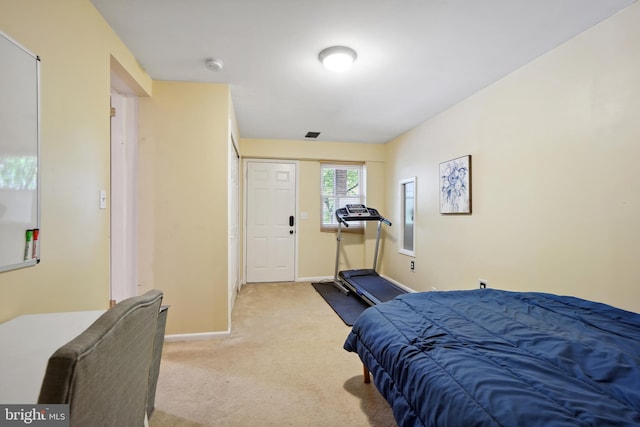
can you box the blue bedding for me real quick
[343,289,640,426]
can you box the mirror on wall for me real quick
[399,177,416,256]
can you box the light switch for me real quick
[99,189,107,209]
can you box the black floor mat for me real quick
[311,282,370,326]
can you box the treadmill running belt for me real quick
[340,270,406,304]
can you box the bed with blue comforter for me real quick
[343,289,640,426]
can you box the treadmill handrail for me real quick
[336,212,349,227]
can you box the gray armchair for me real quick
[38,290,165,427]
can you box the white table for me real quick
[0,310,105,404]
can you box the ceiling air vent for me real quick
[305,131,321,139]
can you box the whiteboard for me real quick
[0,31,40,273]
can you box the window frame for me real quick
[320,161,365,233]
[399,176,416,256]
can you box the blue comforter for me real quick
[343,289,640,426]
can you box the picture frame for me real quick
[439,155,471,214]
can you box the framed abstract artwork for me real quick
[439,155,471,214]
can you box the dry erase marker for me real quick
[24,229,33,261]
[32,228,39,260]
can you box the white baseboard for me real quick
[297,276,333,283]
[379,274,416,293]
[164,330,230,342]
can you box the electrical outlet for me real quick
[479,279,488,289]
[410,260,415,271]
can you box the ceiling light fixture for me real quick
[318,46,357,73]
[205,58,224,72]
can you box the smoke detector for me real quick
[205,58,224,72]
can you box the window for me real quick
[321,162,364,231]
[400,177,416,256]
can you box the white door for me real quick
[109,91,138,303]
[246,161,296,282]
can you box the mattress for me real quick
[343,289,640,426]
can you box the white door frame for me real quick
[243,158,299,283]
[228,128,240,320]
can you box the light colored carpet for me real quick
[149,282,397,427]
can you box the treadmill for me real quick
[333,204,407,306]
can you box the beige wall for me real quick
[241,139,387,280]
[383,2,640,313]
[0,0,151,323]
[138,81,230,334]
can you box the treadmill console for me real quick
[336,205,389,225]
[345,204,371,217]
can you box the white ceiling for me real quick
[91,0,636,144]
